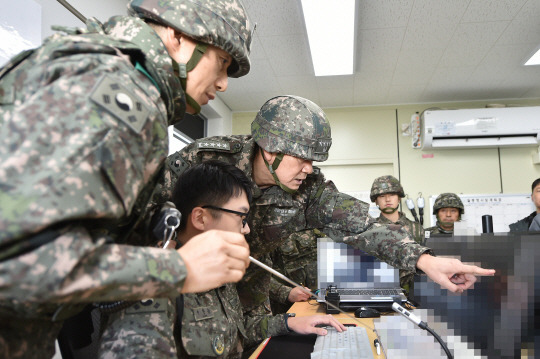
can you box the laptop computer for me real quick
[316,237,407,309]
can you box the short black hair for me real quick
[171,160,253,230]
[532,178,540,192]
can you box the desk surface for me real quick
[249,301,383,358]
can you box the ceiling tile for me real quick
[244,0,304,37]
[318,87,354,108]
[461,0,527,22]
[260,34,313,76]
[387,85,426,104]
[358,0,414,29]
[439,21,510,67]
[497,0,540,45]
[316,75,354,90]
[356,28,405,72]
[214,0,540,112]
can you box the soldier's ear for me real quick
[191,207,206,231]
[159,27,179,51]
[262,149,276,164]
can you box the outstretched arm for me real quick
[416,254,495,293]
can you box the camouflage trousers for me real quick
[0,301,84,359]
[0,302,66,359]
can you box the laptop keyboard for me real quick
[311,327,375,359]
[338,288,401,296]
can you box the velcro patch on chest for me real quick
[273,208,298,217]
[90,75,150,133]
[197,141,231,151]
[193,306,214,321]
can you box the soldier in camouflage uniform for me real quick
[99,161,344,358]
[370,175,425,296]
[155,95,494,351]
[426,193,465,234]
[0,0,254,357]
[269,229,321,314]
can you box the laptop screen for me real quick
[317,237,399,291]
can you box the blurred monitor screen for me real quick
[412,234,539,358]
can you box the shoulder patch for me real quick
[197,140,231,151]
[168,152,190,177]
[90,75,150,133]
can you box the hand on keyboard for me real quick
[287,314,347,335]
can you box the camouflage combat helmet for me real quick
[370,175,405,202]
[433,193,464,215]
[128,0,253,78]
[251,95,332,162]
[251,95,332,194]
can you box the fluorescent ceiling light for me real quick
[525,48,540,66]
[301,0,356,76]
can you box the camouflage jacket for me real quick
[156,135,430,313]
[99,286,289,358]
[376,212,424,245]
[268,229,320,304]
[509,211,536,233]
[376,212,425,291]
[0,16,187,306]
[426,221,453,235]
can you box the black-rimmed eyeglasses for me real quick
[202,205,249,228]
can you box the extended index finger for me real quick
[461,264,495,276]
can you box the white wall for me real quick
[203,95,233,137]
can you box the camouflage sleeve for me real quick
[99,298,177,359]
[305,176,430,272]
[242,305,289,348]
[0,228,187,303]
[0,49,189,302]
[268,277,292,304]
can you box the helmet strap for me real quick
[380,206,399,214]
[172,42,208,115]
[436,214,457,231]
[260,148,297,194]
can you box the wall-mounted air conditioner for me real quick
[421,106,540,149]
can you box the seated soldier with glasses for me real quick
[99,160,344,358]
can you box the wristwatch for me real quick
[283,312,296,332]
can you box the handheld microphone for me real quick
[391,302,425,328]
[392,302,453,359]
[406,196,420,223]
[417,194,425,225]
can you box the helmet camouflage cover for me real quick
[251,95,332,162]
[370,175,405,202]
[128,0,253,78]
[433,192,464,215]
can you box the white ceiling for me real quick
[218,0,540,112]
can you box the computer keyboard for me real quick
[311,326,375,359]
[338,288,401,296]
